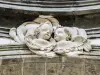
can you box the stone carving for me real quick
[0,15,95,58]
[9,15,60,43]
[0,38,17,45]
[35,21,53,40]
[17,22,40,43]
[34,15,61,31]
[9,22,40,44]
[9,27,21,43]
[53,27,92,55]
[25,22,55,51]
[54,27,71,42]
[24,21,57,58]
[53,40,80,55]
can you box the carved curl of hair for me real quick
[34,21,53,38]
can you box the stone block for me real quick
[56,63,63,75]
[62,56,85,64]
[35,63,46,75]
[23,62,45,75]
[24,56,62,63]
[23,56,46,63]
[2,58,23,65]
[84,59,100,75]
[1,64,22,75]
[85,58,100,65]
[46,63,57,75]
[60,63,83,75]
[46,56,62,63]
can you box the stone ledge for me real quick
[0,54,100,63]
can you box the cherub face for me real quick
[54,28,67,42]
[38,22,53,40]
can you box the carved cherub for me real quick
[24,21,57,58]
[25,21,56,51]
[9,15,60,43]
[53,27,92,55]
[8,15,92,58]
[53,27,78,55]
[54,27,71,42]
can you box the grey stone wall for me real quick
[0,56,100,75]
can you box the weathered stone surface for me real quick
[24,56,62,63]
[62,56,85,64]
[56,63,63,75]
[0,65,3,75]
[23,62,37,75]
[23,56,47,63]
[23,62,45,75]
[1,55,100,75]
[2,64,22,75]
[60,63,83,75]
[46,63,57,75]
[2,58,23,65]
[35,63,46,75]
[85,58,100,65]
[84,59,100,75]
[1,0,100,15]
[74,15,100,28]
[46,56,62,63]
[57,56,85,75]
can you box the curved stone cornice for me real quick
[0,0,100,15]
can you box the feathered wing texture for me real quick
[72,28,87,42]
[11,22,40,44]
[17,24,25,43]
[9,27,21,43]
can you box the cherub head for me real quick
[35,21,53,40]
[54,27,71,42]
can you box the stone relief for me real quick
[0,15,99,58]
